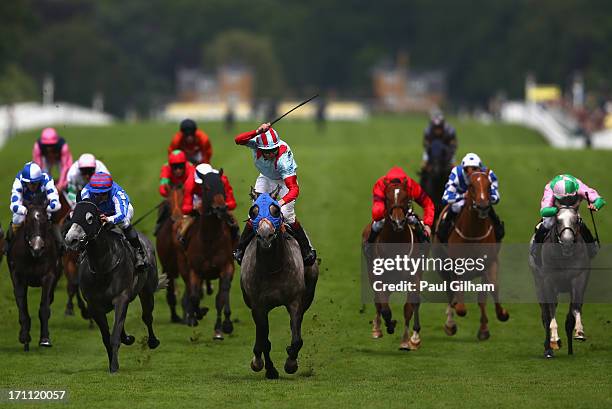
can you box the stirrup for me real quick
[233,249,244,266]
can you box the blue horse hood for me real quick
[250,193,282,230]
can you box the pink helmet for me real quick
[78,153,97,168]
[40,128,59,145]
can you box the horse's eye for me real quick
[249,205,259,219]
[269,204,280,217]
[86,212,94,224]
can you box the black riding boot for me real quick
[580,222,598,258]
[532,223,549,267]
[489,206,505,241]
[437,210,457,243]
[289,221,317,267]
[124,225,147,270]
[233,221,255,266]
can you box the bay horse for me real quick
[362,179,427,350]
[57,191,90,321]
[7,196,61,351]
[241,190,319,379]
[65,201,166,373]
[420,139,452,222]
[435,170,509,340]
[156,187,191,323]
[184,171,235,339]
[529,206,590,358]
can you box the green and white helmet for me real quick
[550,174,579,199]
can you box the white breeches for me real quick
[254,174,296,224]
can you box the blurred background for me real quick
[1,0,612,147]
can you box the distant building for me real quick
[372,52,445,113]
[176,65,253,104]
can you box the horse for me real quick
[64,201,166,373]
[420,139,452,222]
[362,179,427,350]
[183,171,235,339]
[529,206,590,358]
[57,191,90,321]
[7,196,61,351]
[435,170,509,340]
[241,189,319,379]
[156,187,191,323]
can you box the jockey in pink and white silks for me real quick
[533,174,606,263]
[436,152,504,242]
[65,153,110,209]
[32,128,73,192]
[9,162,63,246]
[232,122,316,266]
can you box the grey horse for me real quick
[240,191,319,379]
[65,201,167,373]
[529,206,590,358]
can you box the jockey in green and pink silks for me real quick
[534,174,606,253]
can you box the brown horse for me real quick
[436,170,509,340]
[57,192,90,321]
[8,198,61,351]
[362,179,427,350]
[184,171,235,339]
[156,187,192,323]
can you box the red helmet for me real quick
[168,149,187,165]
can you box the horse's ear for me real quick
[249,186,258,201]
[272,185,282,200]
[218,168,224,177]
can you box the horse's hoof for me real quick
[444,324,457,336]
[110,365,119,374]
[148,337,160,349]
[497,310,510,322]
[265,367,279,380]
[574,332,587,341]
[550,339,561,350]
[386,320,397,335]
[23,343,29,352]
[455,308,467,317]
[251,357,264,372]
[477,330,490,341]
[213,331,224,341]
[186,317,199,327]
[65,307,74,316]
[408,339,421,350]
[122,335,136,345]
[39,338,52,347]
[222,320,234,334]
[371,329,383,339]
[284,358,298,374]
[196,307,209,320]
[544,349,554,359]
[399,342,411,351]
[170,314,183,324]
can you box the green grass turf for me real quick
[0,116,611,408]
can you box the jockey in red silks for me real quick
[168,119,213,165]
[232,122,316,266]
[32,127,73,192]
[154,149,196,235]
[366,166,435,243]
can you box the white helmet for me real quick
[461,153,482,168]
[78,153,97,168]
[194,163,218,184]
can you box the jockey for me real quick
[533,174,606,260]
[437,153,504,242]
[177,163,240,243]
[154,149,195,235]
[66,153,110,209]
[232,122,316,266]
[81,172,146,269]
[32,128,73,192]
[168,119,212,165]
[421,113,457,170]
[366,166,435,243]
[9,162,62,247]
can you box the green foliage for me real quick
[0,64,37,104]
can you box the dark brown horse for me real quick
[435,170,509,340]
[362,179,428,350]
[184,171,235,339]
[156,187,191,323]
[8,198,61,351]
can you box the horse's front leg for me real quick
[109,293,130,373]
[38,272,56,347]
[572,304,586,341]
[541,302,555,358]
[477,290,490,341]
[186,268,203,327]
[139,285,160,349]
[487,260,509,322]
[284,300,304,374]
[377,291,396,335]
[217,263,235,338]
[91,308,112,369]
[166,277,181,323]
[251,307,278,379]
[400,302,415,350]
[12,277,31,351]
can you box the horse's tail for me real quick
[156,273,169,291]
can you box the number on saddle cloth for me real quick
[249,193,282,231]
